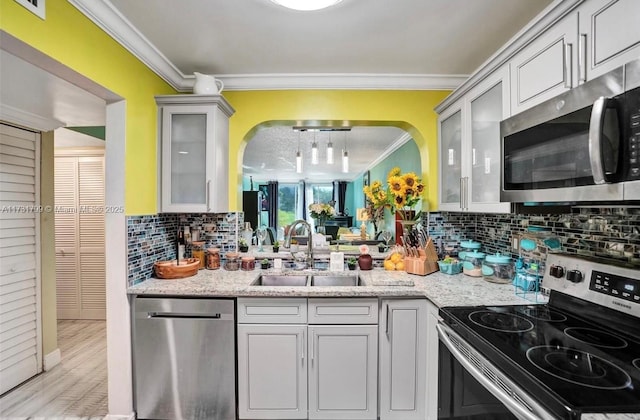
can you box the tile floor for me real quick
[0,320,107,420]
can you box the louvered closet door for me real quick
[0,123,41,394]
[55,154,105,320]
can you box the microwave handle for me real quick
[589,96,611,185]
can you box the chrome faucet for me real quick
[284,219,314,269]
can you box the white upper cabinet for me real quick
[156,95,234,213]
[510,14,578,113]
[438,103,463,211]
[511,0,640,114]
[577,0,640,81]
[438,66,511,213]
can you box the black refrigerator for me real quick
[242,190,264,230]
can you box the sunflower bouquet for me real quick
[386,167,425,220]
[363,167,425,223]
[363,179,388,227]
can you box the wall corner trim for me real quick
[104,414,135,420]
[43,348,61,371]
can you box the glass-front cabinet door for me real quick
[167,111,208,207]
[437,66,511,213]
[467,67,511,213]
[438,104,463,211]
[157,95,234,213]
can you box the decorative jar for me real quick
[205,247,220,270]
[191,241,205,269]
[459,240,481,260]
[462,250,486,277]
[241,256,256,271]
[224,252,240,271]
[482,253,514,284]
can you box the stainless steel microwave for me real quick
[501,58,640,203]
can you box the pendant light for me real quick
[296,132,303,173]
[311,132,319,165]
[326,133,334,164]
[342,133,349,173]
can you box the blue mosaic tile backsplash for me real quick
[127,212,244,285]
[422,207,640,267]
[128,207,639,285]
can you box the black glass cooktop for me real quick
[440,292,640,418]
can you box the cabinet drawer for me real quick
[238,298,307,324]
[308,298,379,324]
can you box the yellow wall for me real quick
[0,0,176,215]
[1,1,449,214]
[223,90,450,211]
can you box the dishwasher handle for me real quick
[147,312,231,320]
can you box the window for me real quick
[308,183,333,206]
[277,182,335,231]
[277,183,298,228]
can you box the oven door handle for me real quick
[437,322,551,420]
[589,96,618,184]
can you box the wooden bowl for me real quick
[154,258,200,279]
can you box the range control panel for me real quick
[543,254,640,318]
[590,271,640,304]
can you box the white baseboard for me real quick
[43,348,61,371]
[104,413,135,420]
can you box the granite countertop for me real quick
[127,266,640,420]
[127,266,544,308]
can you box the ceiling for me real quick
[2,0,554,180]
[243,125,411,182]
[108,0,552,79]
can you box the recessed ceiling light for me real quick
[270,0,343,11]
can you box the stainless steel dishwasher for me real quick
[133,297,236,420]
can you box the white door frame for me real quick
[1,34,133,419]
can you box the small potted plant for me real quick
[272,240,280,253]
[238,238,249,253]
[377,242,386,253]
[260,258,270,269]
[347,256,358,270]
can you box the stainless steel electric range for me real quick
[438,253,640,420]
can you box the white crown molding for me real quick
[68,0,466,91]
[210,73,467,91]
[435,0,584,113]
[68,0,187,90]
[0,104,65,131]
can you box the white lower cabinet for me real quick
[238,324,308,419]
[425,300,440,420]
[308,325,378,420]
[237,298,379,420]
[379,299,428,420]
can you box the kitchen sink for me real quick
[310,275,362,287]
[251,275,309,286]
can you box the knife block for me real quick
[403,238,439,276]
